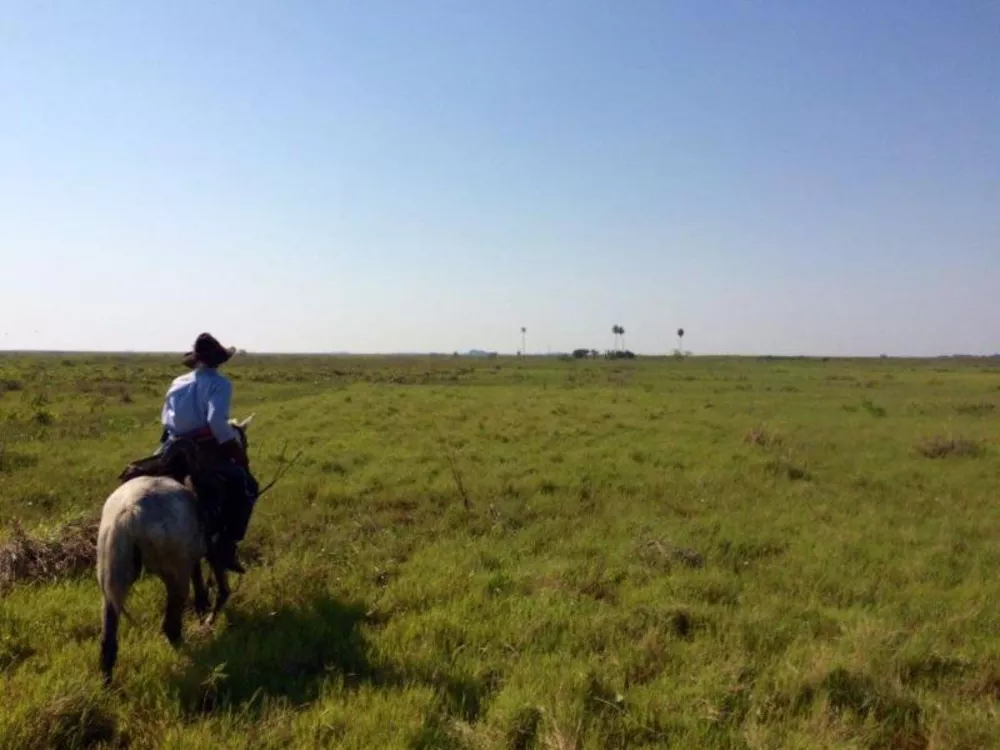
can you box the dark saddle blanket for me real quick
[118,435,231,533]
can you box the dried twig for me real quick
[446,449,471,510]
[433,422,471,510]
[257,440,303,497]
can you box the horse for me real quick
[96,414,255,685]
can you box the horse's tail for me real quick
[97,511,139,624]
[96,509,138,683]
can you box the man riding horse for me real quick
[120,333,259,574]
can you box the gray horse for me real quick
[96,415,255,684]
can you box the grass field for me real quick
[2,352,1000,749]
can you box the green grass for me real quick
[3,352,1000,748]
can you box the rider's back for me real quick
[161,368,236,443]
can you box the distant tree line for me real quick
[528,322,686,360]
[571,348,636,360]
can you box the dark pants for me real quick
[217,463,260,541]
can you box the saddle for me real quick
[118,434,231,536]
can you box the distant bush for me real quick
[953,402,996,416]
[861,398,887,418]
[33,408,54,426]
[765,457,810,481]
[0,379,23,393]
[915,436,983,459]
[0,445,39,474]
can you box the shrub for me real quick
[915,436,983,459]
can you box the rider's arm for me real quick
[206,377,238,445]
[206,377,249,467]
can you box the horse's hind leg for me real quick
[205,561,230,627]
[161,573,189,647]
[100,597,120,685]
[192,561,210,619]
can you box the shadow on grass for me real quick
[174,593,495,736]
[174,595,375,713]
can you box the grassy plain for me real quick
[2,352,1000,749]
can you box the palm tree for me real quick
[611,325,620,352]
[521,327,526,355]
[677,328,684,352]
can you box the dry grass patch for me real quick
[636,538,704,572]
[0,516,98,593]
[745,424,783,449]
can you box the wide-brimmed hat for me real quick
[183,333,236,369]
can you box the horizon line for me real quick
[2,349,999,360]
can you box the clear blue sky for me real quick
[1,1,997,356]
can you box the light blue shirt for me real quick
[161,368,238,444]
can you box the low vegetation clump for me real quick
[1,352,1000,748]
[914,435,984,459]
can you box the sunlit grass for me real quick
[2,353,1000,748]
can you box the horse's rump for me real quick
[97,476,207,680]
